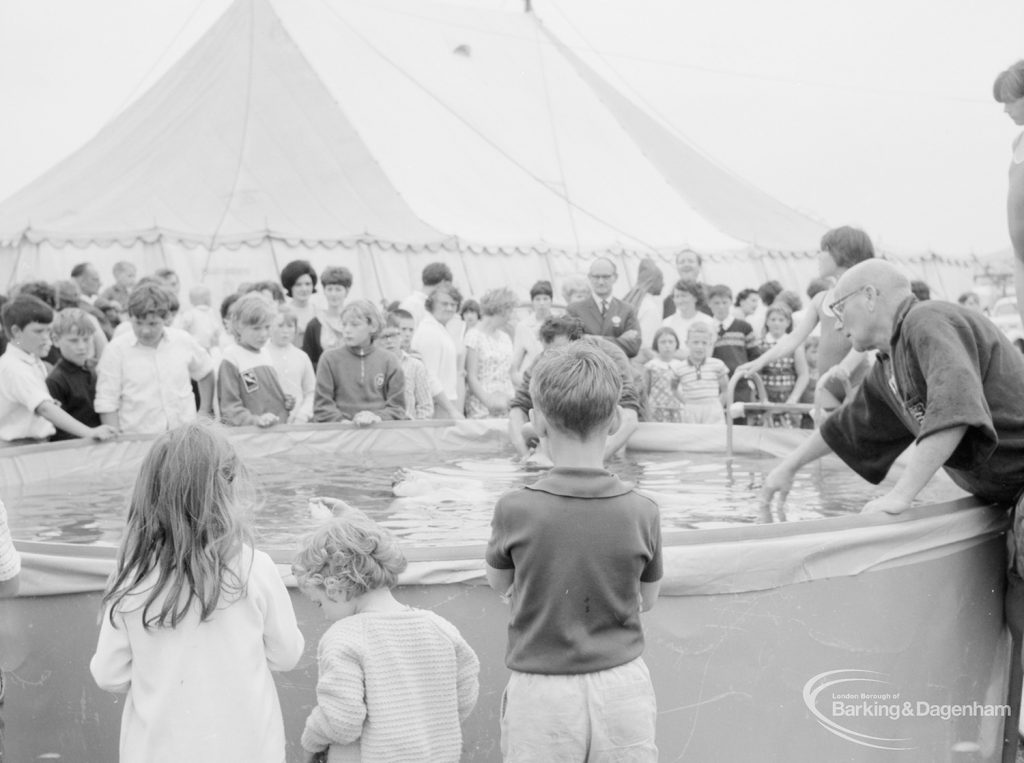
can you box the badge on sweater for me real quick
[242,370,259,393]
[374,373,385,389]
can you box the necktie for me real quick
[600,300,608,316]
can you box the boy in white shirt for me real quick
[0,295,116,445]
[95,284,214,435]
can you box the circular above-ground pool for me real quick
[0,421,1012,762]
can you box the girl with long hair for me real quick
[90,422,304,762]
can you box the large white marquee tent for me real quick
[0,0,973,303]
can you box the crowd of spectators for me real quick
[0,226,994,448]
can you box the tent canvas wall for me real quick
[0,0,972,304]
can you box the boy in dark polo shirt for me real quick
[46,308,102,441]
[485,344,663,761]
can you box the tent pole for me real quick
[367,242,387,307]
[6,234,28,291]
[542,248,557,290]
[201,240,215,280]
[457,241,475,298]
[267,235,283,279]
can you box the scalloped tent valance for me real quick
[0,0,976,300]
[0,0,829,256]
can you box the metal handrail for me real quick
[724,371,816,458]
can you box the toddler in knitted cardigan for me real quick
[293,505,480,763]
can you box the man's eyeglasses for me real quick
[828,285,871,319]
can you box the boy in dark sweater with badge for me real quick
[313,300,406,426]
[46,308,103,441]
[485,344,663,761]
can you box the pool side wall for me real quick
[0,422,1013,762]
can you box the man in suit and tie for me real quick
[566,258,642,358]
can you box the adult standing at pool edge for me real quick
[759,259,1024,758]
[994,60,1024,328]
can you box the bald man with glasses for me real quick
[761,259,1024,756]
[763,258,1024,516]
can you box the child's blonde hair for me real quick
[339,299,384,340]
[102,422,254,629]
[229,293,277,338]
[686,322,713,342]
[51,307,96,338]
[292,514,407,599]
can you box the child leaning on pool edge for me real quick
[485,344,663,761]
[293,509,479,762]
[89,421,304,763]
[313,299,407,426]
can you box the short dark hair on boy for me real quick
[538,315,585,344]
[820,226,874,269]
[128,283,173,319]
[530,344,621,437]
[421,262,453,288]
[706,284,732,302]
[279,260,318,297]
[2,294,54,335]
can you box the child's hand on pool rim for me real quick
[353,411,382,427]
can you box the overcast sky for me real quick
[0,0,1020,255]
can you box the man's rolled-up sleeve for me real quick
[820,367,914,485]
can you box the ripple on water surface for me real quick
[5,447,960,547]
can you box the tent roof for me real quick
[0,0,827,254]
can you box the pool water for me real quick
[5,446,963,547]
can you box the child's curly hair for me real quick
[292,514,407,599]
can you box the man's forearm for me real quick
[37,401,94,438]
[778,429,834,474]
[886,426,966,504]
